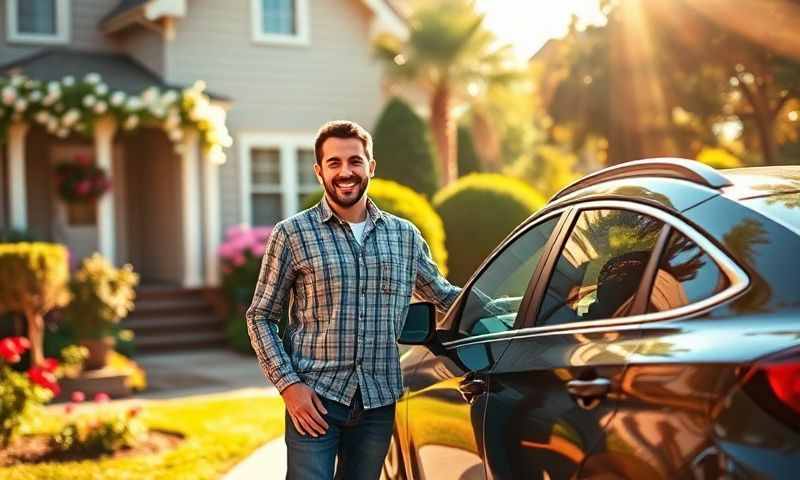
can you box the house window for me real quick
[6,0,70,44]
[240,134,319,227]
[250,0,309,46]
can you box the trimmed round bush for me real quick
[433,174,545,285]
[372,97,439,197]
[302,179,448,274]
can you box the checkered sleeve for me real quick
[245,222,302,393]
[412,227,461,313]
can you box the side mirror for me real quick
[399,302,436,345]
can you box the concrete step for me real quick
[134,330,228,352]
[122,313,224,333]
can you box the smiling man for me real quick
[246,120,460,480]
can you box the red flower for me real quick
[94,392,110,403]
[75,180,92,195]
[41,357,59,373]
[11,337,31,352]
[0,338,21,364]
[27,366,60,396]
[71,391,86,403]
[127,406,142,418]
[75,154,92,166]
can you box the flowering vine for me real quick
[0,72,232,163]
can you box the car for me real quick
[382,158,800,480]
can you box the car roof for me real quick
[720,166,800,200]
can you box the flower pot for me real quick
[79,336,115,370]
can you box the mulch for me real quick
[0,429,184,467]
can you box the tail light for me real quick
[743,347,800,425]
[764,362,800,414]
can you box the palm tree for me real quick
[374,0,515,185]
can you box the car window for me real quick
[537,209,664,327]
[457,216,560,338]
[647,230,730,313]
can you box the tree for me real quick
[373,97,439,196]
[457,124,481,176]
[374,0,515,184]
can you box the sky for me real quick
[475,0,607,61]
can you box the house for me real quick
[0,0,406,291]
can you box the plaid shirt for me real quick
[246,197,460,409]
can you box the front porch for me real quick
[0,50,232,288]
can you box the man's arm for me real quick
[245,222,302,393]
[413,227,461,312]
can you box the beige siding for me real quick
[0,0,119,65]
[165,0,387,230]
[115,28,165,77]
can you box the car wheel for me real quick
[381,430,407,480]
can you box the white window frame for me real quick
[6,0,70,45]
[250,0,310,47]
[239,132,318,226]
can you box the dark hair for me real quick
[314,120,373,165]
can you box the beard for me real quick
[322,171,369,209]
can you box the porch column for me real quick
[202,150,221,286]
[8,122,29,230]
[95,117,117,262]
[180,129,203,287]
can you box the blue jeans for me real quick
[285,387,396,480]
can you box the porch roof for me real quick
[0,49,230,101]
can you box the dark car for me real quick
[383,159,800,480]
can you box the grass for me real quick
[1,395,286,480]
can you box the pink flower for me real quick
[225,224,246,241]
[218,243,234,260]
[71,391,86,403]
[249,243,266,257]
[231,254,246,267]
[75,180,91,195]
[94,392,110,403]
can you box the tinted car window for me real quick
[458,217,559,338]
[537,209,664,327]
[647,230,730,313]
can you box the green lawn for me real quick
[1,395,286,480]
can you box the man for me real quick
[246,120,460,480]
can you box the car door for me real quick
[482,204,669,480]
[403,213,564,480]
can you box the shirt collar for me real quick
[317,196,384,225]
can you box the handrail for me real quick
[549,158,733,203]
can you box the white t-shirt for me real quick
[348,220,367,245]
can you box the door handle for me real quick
[458,377,486,404]
[566,378,611,398]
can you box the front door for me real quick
[50,145,99,264]
[405,214,562,479]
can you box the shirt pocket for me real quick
[380,258,412,298]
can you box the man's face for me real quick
[314,137,375,209]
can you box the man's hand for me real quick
[282,382,329,437]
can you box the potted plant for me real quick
[63,254,138,370]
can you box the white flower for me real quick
[125,97,143,111]
[1,86,17,105]
[208,144,226,164]
[164,112,181,129]
[110,91,126,106]
[46,117,59,132]
[161,90,179,104]
[174,143,187,155]
[168,128,184,142]
[25,80,40,89]
[47,81,61,93]
[82,95,97,108]
[14,98,27,112]
[42,90,60,106]
[62,109,81,127]
[150,106,166,118]
[93,101,108,114]
[95,83,109,96]
[123,115,140,130]
[62,75,75,87]
[141,87,159,105]
[35,111,49,124]
[10,75,25,87]
[56,128,69,139]
[84,73,101,84]
[28,90,42,102]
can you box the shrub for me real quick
[0,242,71,365]
[53,397,146,454]
[218,225,288,353]
[433,174,545,285]
[457,125,481,176]
[372,97,439,197]
[63,254,139,340]
[0,336,60,446]
[301,179,448,274]
[696,147,742,169]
